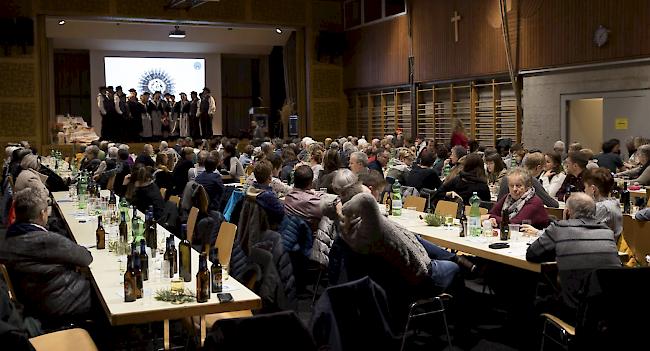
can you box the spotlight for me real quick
[58,20,66,25]
[169,25,186,39]
[275,27,282,34]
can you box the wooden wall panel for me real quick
[412,0,512,83]
[343,0,650,89]
[343,15,409,89]
[518,0,650,69]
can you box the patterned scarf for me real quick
[503,186,536,219]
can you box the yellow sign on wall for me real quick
[615,117,628,130]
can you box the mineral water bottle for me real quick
[392,180,402,216]
[469,192,481,237]
[443,163,451,177]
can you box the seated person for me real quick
[487,167,550,228]
[485,152,508,189]
[79,145,101,174]
[252,160,286,226]
[329,169,460,290]
[368,148,389,175]
[188,150,209,182]
[14,153,48,194]
[555,151,588,201]
[406,150,441,191]
[583,168,622,241]
[284,165,325,231]
[171,147,195,195]
[246,153,292,197]
[616,144,650,186]
[433,153,491,205]
[195,156,224,212]
[153,152,173,192]
[497,151,559,208]
[0,187,93,319]
[94,146,118,181]
[124,164,165,220]
[222,144,245,179]
[524,193,621,324]
[134,144,155,168]
[595,139,623,173]
[113,149,132,197]
[540,151,567,199]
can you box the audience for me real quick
[368,148,388,175]
[14,153,47,194]
[540,151,566,198]
[251,160,285,226]
[524,193,620,324]
[134,144,155,168]
[284,165,325,230]
[195,156,224,212]
[80,145,101,173]
[617,144,650,185]
[488,167,550,228]
[188,150,209,181]
[485,152,507,188]
[171,147,195,195]
[125,164,165,219]
[583,168,623,240]
[555,150,588,201]
[406,150,442,191]
[595,139,623,173]
[386,148,413,185]
[0,187,92,319]
[222,144,245,179]
[434,153,490,204]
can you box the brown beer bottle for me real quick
[196,253,209,303]
[123,255,136,302]
[96,215,105,249]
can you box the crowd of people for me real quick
[97,85,217,142]
[1,127,649,348]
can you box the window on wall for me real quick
[344,0,406,30]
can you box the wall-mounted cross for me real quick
[451,11,461,43]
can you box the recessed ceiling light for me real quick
[169,25,186,39]
[58,20,65,25]
[275,27,282,34]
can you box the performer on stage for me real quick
[139,93,152,140]
[103,86,117,140]
[189,91,200,139]
[127,89,142,141]
[150,91,164,139]
[199,87,216,139]
[176,92,190,138]
[97,86,109,140]
[114,86,129,142]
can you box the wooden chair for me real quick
[0,263,17,302]
[160,187,167,199]
[105,174,116,191]
[215,222,237,267]
[403,196,426,212]
[197,186,209,214]
[169,195,181,208]
[464,205,488,216]
[30,328,98,351]
[622,215,650,265]
[434,200,458,218]
[186,207,200,243]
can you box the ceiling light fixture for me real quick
[169,25,186,39]
[275,27,282,34]
[58,20,66,25]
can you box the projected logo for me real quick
[138,69,176,95]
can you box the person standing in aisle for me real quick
[199,87,216,139]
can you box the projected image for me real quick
[104,57,205,95]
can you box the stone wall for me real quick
[522,62,650,149]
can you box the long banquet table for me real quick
[387,209,541,273]
[52,191,261,349]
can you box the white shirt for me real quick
[97,94,106,115]
[114,94,122,115]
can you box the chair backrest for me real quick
[160,187,167,199]
[169,195,181,208]
[0,263,17,302]
[403,195,426,212]
[464,205,488,216]
[216,222,237,266]
[186,207,200,242]
[197,186,209,214]
[434,200,458,218]
[106,173,116,191]
[622,216,650,265]
[575,267,650,349]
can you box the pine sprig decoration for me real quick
[154,288,195,304]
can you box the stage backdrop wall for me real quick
[89,50,222,137]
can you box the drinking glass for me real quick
[445,215,454,228]
[68,185,77,200]
[239,176,246,185]
[319,187,328,193]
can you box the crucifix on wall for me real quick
[451,10,461,43]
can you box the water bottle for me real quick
[392,180,402,216]
[443,163,451,177]
[469,192,481,237]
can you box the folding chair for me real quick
[434,200,458,218]
[403,195,426,212]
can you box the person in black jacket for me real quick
[124,164,165,220]
[0,187,93,320]
[433,153,491,205]
[195,156,225,212]
[114,149,131,197]
[406,150,441,191]
[171,147,195,195]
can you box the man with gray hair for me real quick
[349,151,369,175]
[0,187,93,319]
[188,150,209,181]
[80,144,101,173]
[526,192,620,323]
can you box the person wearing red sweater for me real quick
[485,167,550,229]
[450,119,469,148]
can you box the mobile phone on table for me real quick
[217,293,233,302]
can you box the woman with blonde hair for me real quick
[386,147,413,185]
